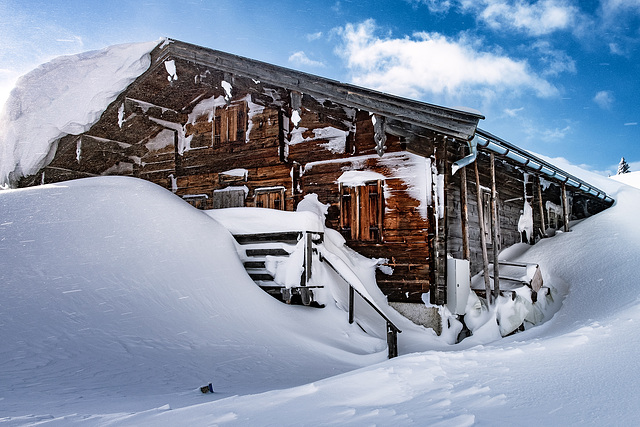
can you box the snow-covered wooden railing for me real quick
[318,251,401,359]
[232,230,324,306]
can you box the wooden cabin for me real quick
[18,39,613,323]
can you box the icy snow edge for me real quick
[0,39,163,186]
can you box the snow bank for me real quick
[0,40,161,186]
[104,163,640,426]
[0,177,388,420]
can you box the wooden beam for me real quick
[460,156,470,261]
[490,153,500,301]
[562,183,570,232]
[432,138,448,305]
[537,176,546,237]
[474,161,492,304]
[157,40,483,141]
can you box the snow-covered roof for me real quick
[0,40,162,186]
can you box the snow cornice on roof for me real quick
[150,38,484,142]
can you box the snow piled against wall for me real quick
[0,40,161,186]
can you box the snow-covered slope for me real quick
[101,169,640,426]
[0,177,391,421]
[2,172,640,425]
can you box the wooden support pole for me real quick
[490,153,500,300]
[537,176,546,238]
[562,183,570,232]
[460,159,471,261]
[432,138,449,305]
[474,160,492,304]
[387,322,398,359]
[304,232,312,284]
[348,285,355,324]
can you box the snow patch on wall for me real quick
[164,60,178,82]
[377,152,433,220]
[149,117,192,155]
[117,103,125,128]
[0,39,161,186]
[337,170,386,187]
[145,129,175,152]
[187,95,226,125]
[287,126,348,154]
[518,202,534,242]
[220,168,249,180]
[221,80,232,101]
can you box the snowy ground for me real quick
[1,169,640,426]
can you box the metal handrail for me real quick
[319,252,401,359]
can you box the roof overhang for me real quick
[149,39,484,141]
[475,128,614,204]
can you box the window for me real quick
[182,194,209,210]
[213,102,247,145]
[339,180,384,242]
[213,187,246,209]
[482,190,492,244]
[255,187,286,210]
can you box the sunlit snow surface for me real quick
[0,41,159,186]
[1,171,640,425]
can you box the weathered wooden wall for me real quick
[17,48,612,307]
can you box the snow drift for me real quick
[0,177,389,420]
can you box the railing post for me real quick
[387,322,398,358]
[348,285,355,324]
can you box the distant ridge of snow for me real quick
[0,40,162,186]
[611,170,640,190]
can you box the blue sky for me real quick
[1,0,639,175]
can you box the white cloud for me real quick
[539,125,571,141]
[335,20,557,102]
[460,0,581,36]
[532,41,576,76]
[306,32,323,41]
[594,90,614,109]
[288,51,325,68]
[600,0,640,17]
[624,122,638,126]
[407,0,453,13]
[504,106,524,117]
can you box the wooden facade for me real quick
[18,39,613,307]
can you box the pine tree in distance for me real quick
[617,157,631,175]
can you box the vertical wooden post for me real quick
[460,157,471,261]
[537,176,546,237]
[387,323,398,359]
[490,153,500,300]
[304,232,312,284]
[474,160,492,304]
[432,138,448,305]
[562,183,570,232]
[348,285,355,324]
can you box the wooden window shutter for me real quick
[339,180,384,242]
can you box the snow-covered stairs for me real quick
[232,231,322,305]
